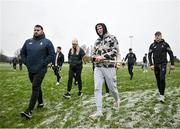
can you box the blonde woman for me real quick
[63,38,85,99]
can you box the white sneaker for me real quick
[159,95,165,103]
[89,111,103,119]
[104,93,110,97]
[56,82,60,85]
[60,77,62,82]
[113,100,120,109]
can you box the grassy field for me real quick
[0,63,179,128]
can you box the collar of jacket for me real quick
[154,39,165,44]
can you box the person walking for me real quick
[90,23,120,119]
[148,31,175,103]
[63,38,85,99]
[125,48,137,80]
[12,57,18,70]
[52,46,64,85]
[20,25,55,119]
[18,56,23,70]
[142,53,148,72]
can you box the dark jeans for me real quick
[128,63,134,78]
[27,72,45,112]
[67,66,82,92]
[13,63,16,70]
[154,64,167,95]
[53,66,61,82]
[19,64,22,70]
[73,73,77,83]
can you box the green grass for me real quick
[0,63,180,128]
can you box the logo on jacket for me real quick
[29,42,32,44]
[40,42,43,45]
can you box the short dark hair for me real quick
[129,48,132,51]
[34,25,43,30]
[155,31,161,36]
[57,46,61,50]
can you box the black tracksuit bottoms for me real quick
[154,64,167,95]
[128,63,134,78]
[53,66,61,82]
[67,66,82,92]
[27,71,45,112]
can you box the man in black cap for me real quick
[148,31,175,103]
[125,48,137,80]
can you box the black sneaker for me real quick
[37,103,44,108]
[63,92,71,99]
[130,76,133,80]
[78,91,83,97]
[20,111,32,119]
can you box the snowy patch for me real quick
[36,87,180,128]
[39,115,58,126]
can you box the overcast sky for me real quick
[0,0,180,61]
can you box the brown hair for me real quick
[155,31,161,36]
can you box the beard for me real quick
[33,32,44,39]
[34,33,40,37]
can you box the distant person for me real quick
[148,31,175,103]
[63,38,85,99]
[9,60,13,69]
[18,56,23,70]
[12,57,18,70]
[52,46,64,85]
[121,57,125,68]
[125,48,137,80]
[20,25,55,119]
[142,53,148,72]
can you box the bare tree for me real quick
[14,48,21,58]
[81,44,87,53]
[81,44,94,56]
[90,45,94,56]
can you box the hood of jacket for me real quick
[95,23,108,39]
